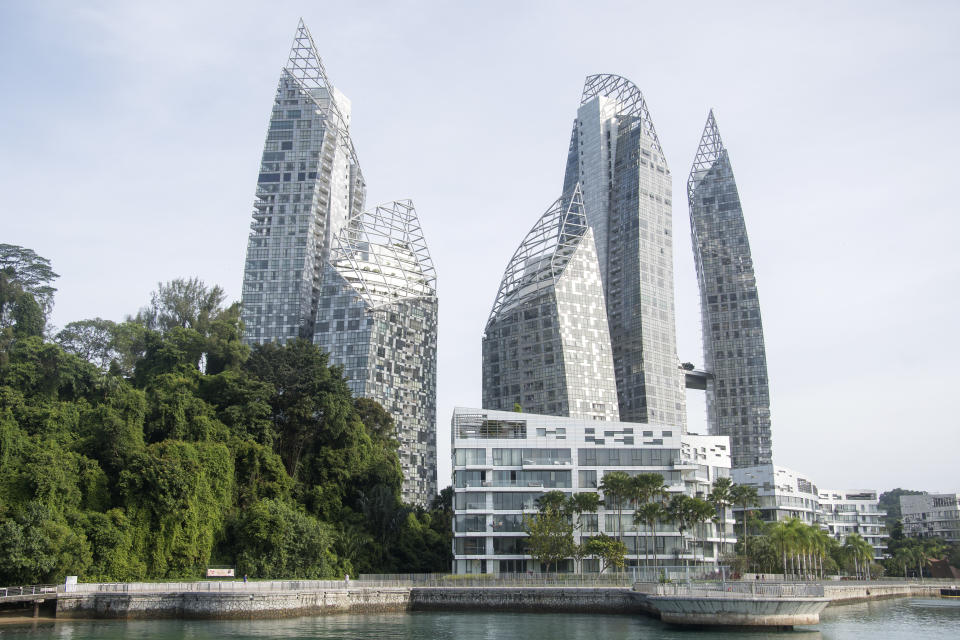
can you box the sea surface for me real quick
[0,598,958,639]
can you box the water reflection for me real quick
[0,599,958,639]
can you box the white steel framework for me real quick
[580,74,666,163]
[487,185,586,323]
[285,18,364,187]
[330,200,437,310]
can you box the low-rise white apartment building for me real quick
[731,465,888,560]
[731,464,821,525]
[901,493,960,543]
[818,489,887,560]
[451,407,733,574]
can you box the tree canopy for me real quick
[0,267,451,583]
[0,244,59,325]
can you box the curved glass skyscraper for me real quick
[687,111,772,467]
[482,186,620,422]
[241,22,437,505]
[314,200,438,504]
[560,75,687,428]
[242,20,366,344]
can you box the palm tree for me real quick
[707,477,733,561]
[768,519,797,579]
[857,535,874,580]
[634,502,665,578]
[568,491,601,519]
[566,492,600,574]
[624,477,642,560]
[690,497,719,567]
[810,526,832,579]
[667,494,697,567]
[913,539,945,582]
[730,484,759,562]
[632,473,667,569]
[893,547,912,579]
[599,471,632,546]
[789,520,811,579]
[843,533,873,580]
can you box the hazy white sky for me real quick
[2,0,958,495]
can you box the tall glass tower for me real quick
[687,111,772,467]
[241,20,366,344]
[313,200,438,505]
[241,22,438,505]
[482,186,620,422]
[561,75,686,428]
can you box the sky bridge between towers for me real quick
[683,368,713,391]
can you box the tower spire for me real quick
[688,110,727,198]
[286,18,332,93]
[281,19,363,193]
[695,110,724,165]
[580,74,667,166]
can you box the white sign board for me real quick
[206,568,235,577]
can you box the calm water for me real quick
[1,598,958,639]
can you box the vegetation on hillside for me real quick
[0,244,451,584]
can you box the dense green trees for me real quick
[524,497,575,574]
[0,244,59,332]
[583,534,626,573]
[884,521,954,579]
[732,517,888,580]
[523,490,606,573]
[0,264,451,584]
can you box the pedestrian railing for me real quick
[0,585,58,599]
[651,581,825,598]
[67,580,357,594]
[356,569,726,588]
[50,576,950,595]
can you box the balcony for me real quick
[521,459,573,469]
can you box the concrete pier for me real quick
[647,594,829,627]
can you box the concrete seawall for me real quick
[824,583,941,605]
[411,587,653,615]
[56,586,649,619]
[56,588,412,619]
[53,582,944,621]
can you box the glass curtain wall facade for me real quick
[242,20,366,344]
[687,111,772,467]
[482,186,619,422]
[561,75,686,428]
[313,200,438,506]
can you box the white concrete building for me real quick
[818,489,887,560]
[732,465,889,560]
[901,493,960,543]
[732,464,821,525]
[451,407,733,574]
